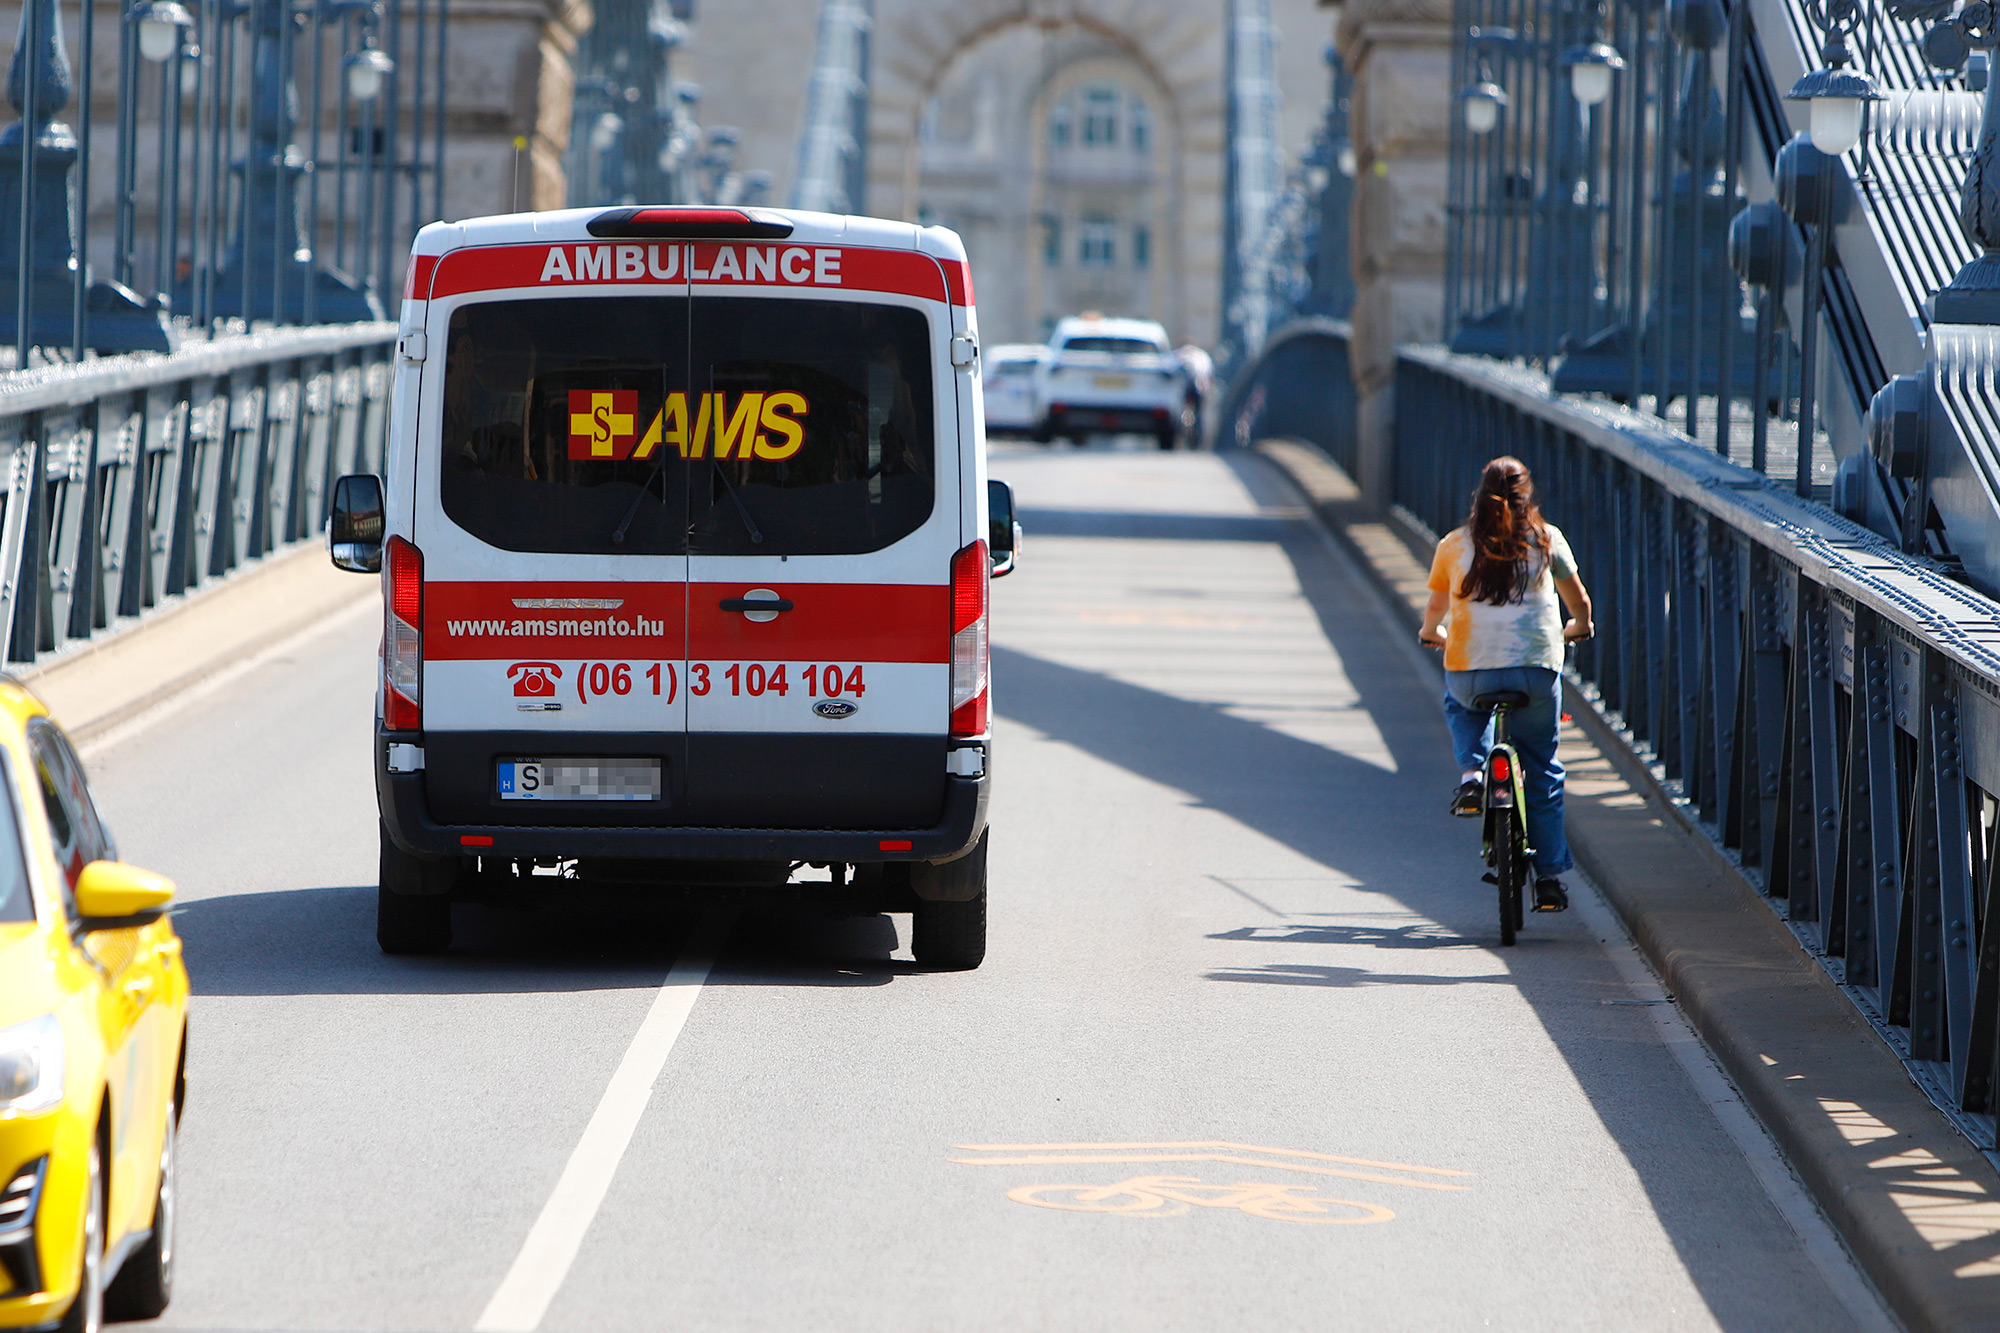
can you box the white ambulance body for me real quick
[330,206,1008,967]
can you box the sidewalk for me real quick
[1256,437,2000,1333]
[19,541,377,741]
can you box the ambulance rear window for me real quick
[440,297,691,555]
[437,295,936,557]
[688,297,934,556]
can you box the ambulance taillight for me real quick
[384,536,423,731]
[950,540,990,738]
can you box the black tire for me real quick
[103,1103,174,1319]
[57,1135,103,1333]
[378,823,455,954]
[911,831,987,970]
[1492,814,1520,948]
[1154,426,1177,451]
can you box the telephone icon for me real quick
[509,662,562,698]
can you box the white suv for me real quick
[1035,315,1187,449]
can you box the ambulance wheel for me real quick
[378,824,454,954]
[911,831,987,971]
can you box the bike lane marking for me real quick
[474,912,734,1333]
[953,1141,1472,1226]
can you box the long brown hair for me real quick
[1459,457,1550,606]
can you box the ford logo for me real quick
[813,699,859,720]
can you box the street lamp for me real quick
[1785,0,1884,155]
[1462,79,1509,135]
[1788,66,1886,154]
[344,45,394,102]
[1559,40,1625,108]
[133,0,193,64]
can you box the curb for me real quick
[21,540,376,741]
[1252,438,2000,1332]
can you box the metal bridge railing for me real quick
[1395,338,2000,1150]
[0,0,446,363]
[0,320,392,666]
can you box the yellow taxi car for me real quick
[0,680,186,1332]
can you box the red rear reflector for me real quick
[586,206,794,239]
[952,540,989,634]
[1490,754,1511,782]
[387,536,421,626]
[879,840,912,851]
[460,835,494,847]
[384,535,423,732]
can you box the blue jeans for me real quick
[1443,666,1573,877]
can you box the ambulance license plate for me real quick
[498,758,661,802]
[1092,374,1130,389]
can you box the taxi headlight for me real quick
[0,1017,63,1114]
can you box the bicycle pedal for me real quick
[1481,872,1498,885]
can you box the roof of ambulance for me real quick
[413,207,966,263]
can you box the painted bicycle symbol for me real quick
[1009,1174,1395,1225]
[953,1140,1472,1229]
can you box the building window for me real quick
[1048,102,1071,149]
[1082,86,1120,147]
[1043,219,1062,266]
[1079,217,1117,267]
[1132,224,1151,269]
[1130,98,1151,154]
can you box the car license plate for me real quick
[498,758,661,801]
[1092,374,1130,389]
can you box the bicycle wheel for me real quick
[1492,811,1520,947]
[1007,1183,1185,1216]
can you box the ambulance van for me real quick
[326,206,1017,969]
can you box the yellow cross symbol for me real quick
[569,391,633,457]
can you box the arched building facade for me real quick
[677,0,1337,349]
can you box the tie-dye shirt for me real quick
[1427,523,1577,672]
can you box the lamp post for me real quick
[1449,5,1622,363]
[1780,0,1884,497]
[209,0,379,325]
[0,0,171,356]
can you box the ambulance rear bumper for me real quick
[377,765,989,865]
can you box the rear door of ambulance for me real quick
[414,235,692,829]
[683,238,963,828]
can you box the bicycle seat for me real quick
[1471,690,1533,711]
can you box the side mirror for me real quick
[329,473,385,573]
[988,478,1021,578]
[74,861,175,930]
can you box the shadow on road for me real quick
[1205,963,1514,988]
[172,887,911,996]
[1016,507,1297,543]
[988,460,1813,1331]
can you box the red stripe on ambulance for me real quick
[426,582,687,660]
[425,242,958,304]
[688,583,949,663]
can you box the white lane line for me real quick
[1567,875,1898,1332]
[474,912,733,1333]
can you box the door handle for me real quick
[720,597,793,613]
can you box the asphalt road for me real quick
[80,442,1894,1331]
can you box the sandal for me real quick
[1450,778,1484,818]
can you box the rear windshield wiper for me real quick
[611,454,670,546]
[710,461,763,545]
[611,454,763,547]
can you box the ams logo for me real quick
[566,390,809,462]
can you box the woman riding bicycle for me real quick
[1418,457,1594,913]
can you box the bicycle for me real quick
[1475,689,1534,947]
[1007,1175,1396,1225]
